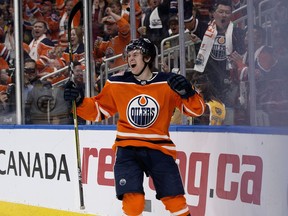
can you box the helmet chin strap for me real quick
[134,62,148,77]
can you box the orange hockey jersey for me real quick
[76,72,205,159]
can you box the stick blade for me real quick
[68,1,83,33]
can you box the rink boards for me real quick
[0,125,287,216]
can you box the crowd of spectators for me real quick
[0,0,287,127]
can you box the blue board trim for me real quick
[0,124,287,135]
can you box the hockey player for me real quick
[64,38,205,216]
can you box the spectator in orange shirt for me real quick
[121,0,142,37]
[0,42,11,70]
[98,0,141,39]
[40,0,60,46]
[55,0,79,16]
[93,7,130,70]
[0,41,30,70]
[47,26,85,85]
[50,26,85,68]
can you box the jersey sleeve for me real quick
[174,91,205,118]
[117,16,130,39]
[76,81,117,122]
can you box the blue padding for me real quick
[0,124,288,135]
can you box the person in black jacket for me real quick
[193,0,245,125]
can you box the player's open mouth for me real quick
[131,63,136,68]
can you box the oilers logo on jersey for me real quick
[127,94,159,128]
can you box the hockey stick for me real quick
[67,0,85,210]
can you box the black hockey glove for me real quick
[64,80,84,106]
[167,74,196,99]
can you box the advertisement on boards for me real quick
[0,127,288,216]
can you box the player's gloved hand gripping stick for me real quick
[64,81,84,106]
[64,0,85,210]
